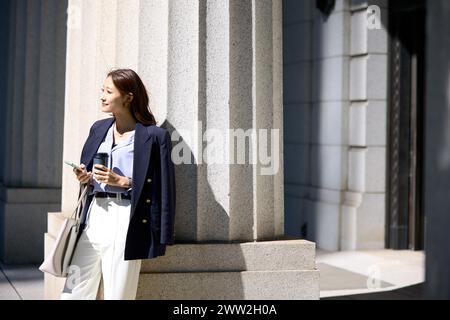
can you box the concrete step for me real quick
[137,270,319,300]
[42,233,67,300]
[47,212,68,238]
[141,240,316,272]
[44,212,319,300]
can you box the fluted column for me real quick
[62,0,119,213]
[2,0,66,187]
[0,0,67,263]
[46,0,318,300]
[62,0,168,212]
[164,0,284,243]
[61,0,284,244]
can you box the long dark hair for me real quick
[107,69,157,126]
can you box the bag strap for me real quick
[70,184,90,220]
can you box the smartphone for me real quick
[64,160,81,171]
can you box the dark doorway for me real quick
[386,0,426,250]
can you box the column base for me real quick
[44,212,319,300]
[0,187,61,263]
[341,192,386,250]
[137,269,318,300]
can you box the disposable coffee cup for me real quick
[93,153,109,168]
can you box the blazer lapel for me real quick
[131,123,153,217]
[80,118,115,170]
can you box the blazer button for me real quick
[146,199,151,204]
[147,178,152,183]
[142,219,148,224]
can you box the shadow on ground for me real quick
[322,283,425,300]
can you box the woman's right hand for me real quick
[73,163,93,184]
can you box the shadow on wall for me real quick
[283,0,328,244]
[157,122,245,298]
[159,120,230,245]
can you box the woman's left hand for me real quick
[93,164,128,188]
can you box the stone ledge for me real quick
[47,212,66,238]
[141,240,316,272]
[137,270,319,300]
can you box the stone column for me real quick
[167,0,284,243]
[0,0,67,263]
[45,0,318,299]
[62,0,120,214]
[341,0,388,250]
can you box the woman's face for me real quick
[100,76,131,115]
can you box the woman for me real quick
[61,69,176,300]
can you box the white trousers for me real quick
[60,196,141,300]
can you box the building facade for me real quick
[283,0,426,253]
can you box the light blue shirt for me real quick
[90,122,134,195]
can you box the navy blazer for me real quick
[78,117,176,260]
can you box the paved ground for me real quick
[0,249,425,300]
[317,249,425,300]
[324,283,424,300]
[0,261,44,300]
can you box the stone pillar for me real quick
[45,0,318,299]
[62,0,120,214]
[341,0,388,250]
[308,0,352,251]
[0,0,67,263]
[166,0,284,243]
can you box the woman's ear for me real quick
[124,93,133,108]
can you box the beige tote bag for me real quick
[39,184,89,277]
